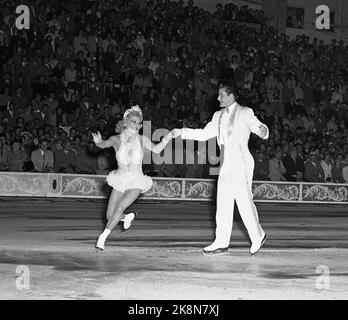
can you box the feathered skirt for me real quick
[106,169,153,193]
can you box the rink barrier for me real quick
[0,172,348,204]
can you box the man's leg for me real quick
[204,174,235,252]
[234,179,265,246]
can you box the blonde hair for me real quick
[123,105,143,122]
[115,105,143,133]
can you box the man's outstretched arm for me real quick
[173,112,219,141]
[245,108,269,140]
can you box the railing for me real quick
[0,172,347,204]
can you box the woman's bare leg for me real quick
[107,189,136,223]
[106,189,124,220]
[96,188,142,250]
[106,189,142,230]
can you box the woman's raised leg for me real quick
[106,189,124,220]
[96,188,142,250]
[106,189,142,230]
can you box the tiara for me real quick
[123,105,143,121]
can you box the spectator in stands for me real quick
[11,87,28,113]
[332,158,344,183]
[265,70,279,99]
[64,62,77,89]
[327,115,338,132]
[52,61,65,79]
[64,93,79,121]
[21,131,36,158]
[7,140,29,172]
[73,135,97,174]
[31,138,54,172]
[20,103,35,124]
[320,153,333,183]
[253,150,269,181]
[268,150,287,181]
[32,76,49,99]
[304,151,325,182]
[3,101,19,127]
[0,87,11,116]
[282,146,299,182]
[33,103,51,127]
[53,138,77,173]
[331,85,343,104]
[96,154,110,175]
[44,92,59,125]
[32,94,44,113]
[55,105,68,128]
[293,80,304,102]
[0,133,10,171]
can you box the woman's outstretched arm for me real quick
[92,131,120,149]
[141,131,173,154]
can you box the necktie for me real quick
[218,107,228,144]
[43,152,46,170]
[220,142,225,165]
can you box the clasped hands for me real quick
[162,129,182,143]
[170,129,182,139]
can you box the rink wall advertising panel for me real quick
[0,172,347,204]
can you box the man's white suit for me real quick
[181,102,269,248]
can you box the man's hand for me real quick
[171,129,182,138]
[259,125,268,139]
[92,131,102,143]
[162,132,173,143]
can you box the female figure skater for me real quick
[92,105,173,250]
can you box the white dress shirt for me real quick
[220,102,237,145]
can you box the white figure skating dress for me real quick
[106,132,153,193]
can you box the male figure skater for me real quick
[173,82,269,255]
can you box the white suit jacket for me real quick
[182,103,269,147]
[182,103,269,184]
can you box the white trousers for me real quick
[214,146,264,247]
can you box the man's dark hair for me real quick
[39,137,49,145]
[219,82,239,100]
[12,139,22,145]
[62,138,72,147]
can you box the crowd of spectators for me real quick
[0,0,347,183]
